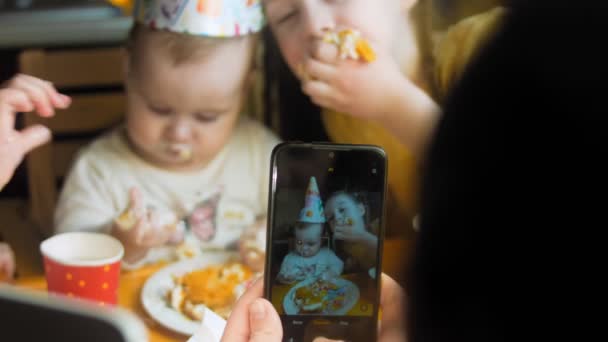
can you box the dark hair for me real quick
[326,190,371,228]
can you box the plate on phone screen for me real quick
[283,277,359,315]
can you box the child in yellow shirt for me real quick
[264,0,505,239]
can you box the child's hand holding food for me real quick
[111,187,179,263]
[299,28,436,128]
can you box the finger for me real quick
[304,58,338,83]
[221,277,266,341]
[130,217,148,246]
[11,76,55,117]
[5,257,15,280]
[301,80,336,109]
[18,74,71,110]
[378,273,407,337]
[311,39,339,63]
[248,298,283,342]
[0,89,34,137]
[380,273,405,317]
[128,187,144,216]
[15,124,51,155]
[0,246,15,280]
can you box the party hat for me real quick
[298,177,326,223]
[133,0,265,37]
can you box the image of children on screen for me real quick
[325,191,379,274]
[277,177,343,284]
[271,176,380,317]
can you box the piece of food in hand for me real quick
[323,29,376,62]
[116,207,138,230]
[115,188,143,230]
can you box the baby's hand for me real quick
[111,188,176,263]
[299,39,432,123]
[0,242,16,282]
[0,74,71,190]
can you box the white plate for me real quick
[283,278,360,315]
[141,253,236,335]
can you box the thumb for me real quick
[248,298,283,342]
[17,125,51,154]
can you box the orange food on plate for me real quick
[167,262,253,320]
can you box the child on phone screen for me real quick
[277,177,343,284]
[325,190,379,273]
[54,0,279,269]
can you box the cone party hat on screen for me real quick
[298,177,326,223]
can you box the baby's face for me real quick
[294,223,322,257]
[264,0,411,77]
[325,193,365,232]
[124,33,253,171]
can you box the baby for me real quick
[54,0,278,268]
[277,177,343,284]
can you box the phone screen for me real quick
[265,143,387,342]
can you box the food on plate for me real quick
[323,29,376,62]
[293,278,347,314]
[166,262,253,320]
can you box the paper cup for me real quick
[40,232,124,306]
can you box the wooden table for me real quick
[14,239,410,342]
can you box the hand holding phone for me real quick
[264,142,387,342]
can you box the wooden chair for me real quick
[19,47,126,238]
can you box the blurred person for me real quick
[223,0,605,340]
[54,0,279,268]
[0,74,72,281]
[264,0,506,239]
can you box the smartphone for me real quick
[0,285,147,341]
[264,142,387,342]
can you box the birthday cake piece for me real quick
[323,29,376,62]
